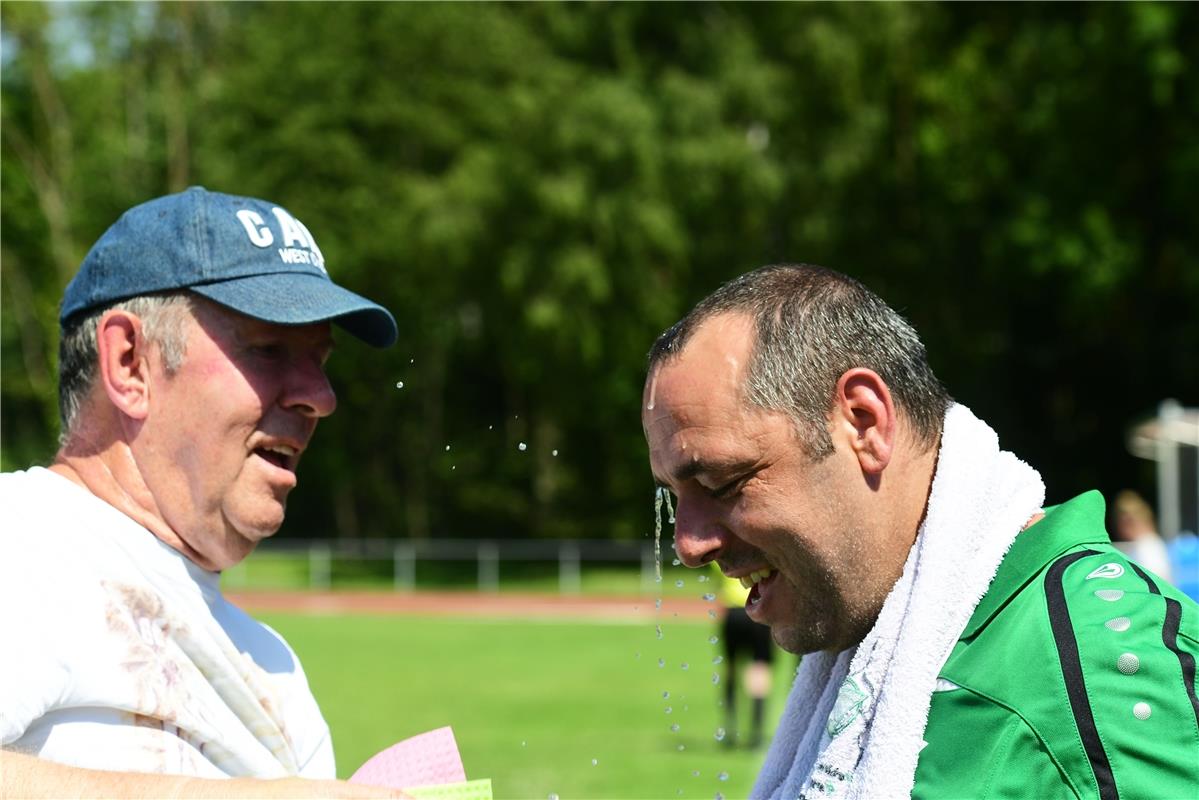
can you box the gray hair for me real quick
[58,292,195,443]
[648,264,951,459]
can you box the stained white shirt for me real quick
[0,467,334,778]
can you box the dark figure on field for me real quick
[712,564,774,748]
[643,264,1199,799]
[0,188,404,799]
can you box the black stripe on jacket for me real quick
[1044,549,1118,800]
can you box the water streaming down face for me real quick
[653,487,677,579]
[653,484,739,795]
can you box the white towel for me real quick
[753,403,1045,800]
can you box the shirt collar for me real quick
[960,490,1110,640]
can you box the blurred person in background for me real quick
[1110,489,1173,582]
[0,188,405,798]
[644,264,1199,799]
[711,564,775,749]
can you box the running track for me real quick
[228,590,717,621]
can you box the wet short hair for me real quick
[58,292,195,444]
[648,264,951,459]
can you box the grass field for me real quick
[256,608,796,800]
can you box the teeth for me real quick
[263,444,298,458]
[738,568,774,589]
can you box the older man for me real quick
[0,188,401,797]
[644,264,1198,799]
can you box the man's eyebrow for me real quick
[666,457,754,486]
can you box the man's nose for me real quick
[282,359,338,419]
[672,494,727,568]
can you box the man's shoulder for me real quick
[919,523,1199,799]
[0,467,92,518]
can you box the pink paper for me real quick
[349,727,467,790]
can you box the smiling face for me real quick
[643,314,904,654]
[135,300,336,570]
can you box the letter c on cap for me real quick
[236,209,274,248]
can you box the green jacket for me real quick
[913,492,1199,799]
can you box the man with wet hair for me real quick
[0,188,403,798]
[643,264,1198,799]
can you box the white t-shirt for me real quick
[0,467,335,779]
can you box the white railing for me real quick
[222,538,662,594]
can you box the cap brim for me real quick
[190,273,398,348]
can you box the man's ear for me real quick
[832,368,896,476]
[95,310,152,421]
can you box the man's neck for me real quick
[51,438,207,568]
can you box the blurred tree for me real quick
[2,3,1196,544]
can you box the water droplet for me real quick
[445,445,451,451]
[675,579,685,588]
[552,449,559,457]
[698,574,709,583]
[681,662,689,670]
[712,673,720,685]
[521,741,527,747]
[655,598,663,609]
[692,770,700,777]
[409,358,415,364]
[518,442,527,451]
[655,625,664,640]
[395,381,404,389]
[708,635,719,644]
[703,593,716,602]
[549,794,559,800]
[670,723,680,732]
[708,610,717,619]
[657,658,665,668]
[713,656,724,664]
[716,793,725,800]
[451,465,457,471]
[488,425,494,430]
[718,771,729,781]
[672,558,681,567]
[665,706,673,714]
[714,728,726,742]
[591,758,598,766]
[662,691,670,698]
[677,744,685,752]
[635,652,641,659]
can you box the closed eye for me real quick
[251,344,287,360]
[709,473,750,500]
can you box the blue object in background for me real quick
[1167,533,1199,602]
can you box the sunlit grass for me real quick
[255,609,795,800]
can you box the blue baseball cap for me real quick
[60,186,398,348]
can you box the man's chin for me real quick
[770,621,839,656]
[216,513,285,567]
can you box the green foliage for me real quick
[3,3,1196,536]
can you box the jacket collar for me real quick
[960,490,1110,640]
